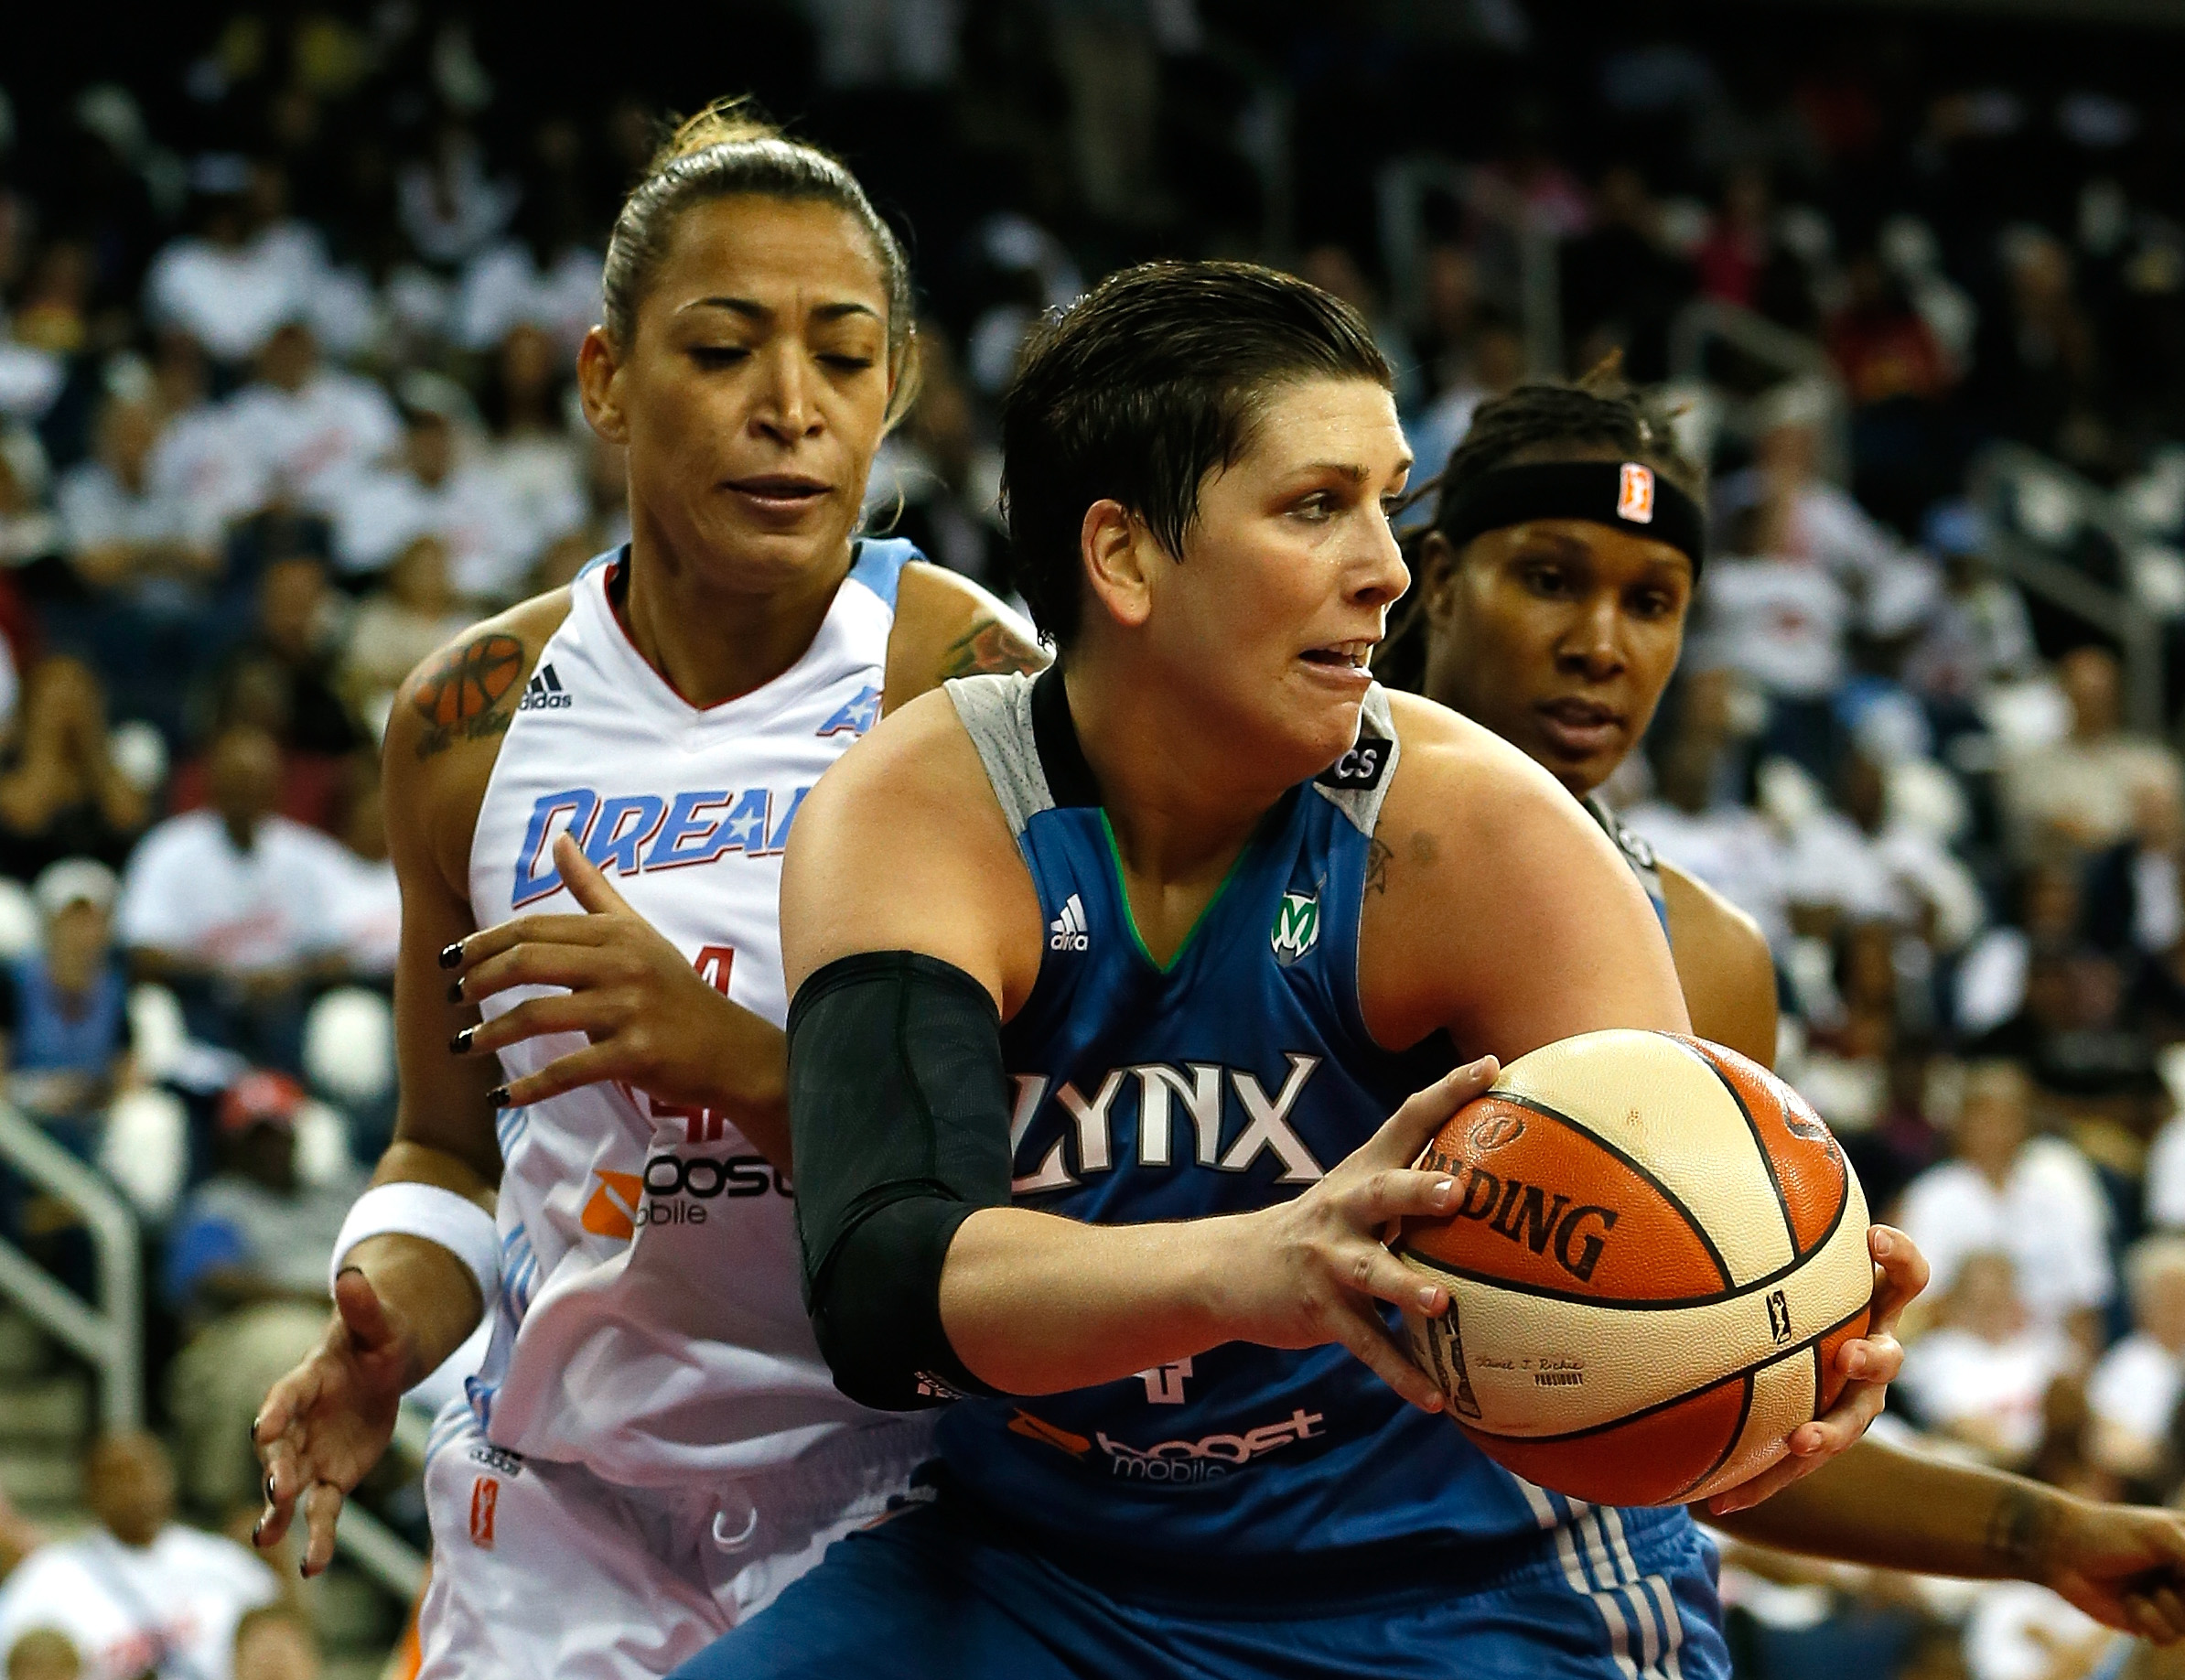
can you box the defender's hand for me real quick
[2045,1495,2185,1642]
[1705,1224,1929,1516]
[252,1267,417,1578]
[447,833,769,1111]
[1226,1058,1499,1414]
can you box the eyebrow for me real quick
[677,296,883,324]
[1297,458,1415,482]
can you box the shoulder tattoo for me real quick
[1365,835,1393,896]
[412,633,525,759]
[938,614,1047,681]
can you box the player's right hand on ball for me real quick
[1228,1056,1498,1415]
[251,1266,415,1578]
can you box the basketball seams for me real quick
[1670,1373,1756,1503]
[1682,1041,1798,1256]
[1486,1093,1734,1290]
[1457,1298,1872,1448]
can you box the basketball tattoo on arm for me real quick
[937,614,1046,681]
[413,634,526,759]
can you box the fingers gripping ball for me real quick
[1396,1031,1873,1507]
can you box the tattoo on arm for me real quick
[1985,1485,2054,1578]
[411,634,526,759]
[938,615,1047,681]
[1365,836,1393,896]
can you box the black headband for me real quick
[1436,460,1706,576]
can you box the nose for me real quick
[1352,511,1411,611]
[750,341,822,446]
[1555,591,1627,681]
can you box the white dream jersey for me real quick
[463,540,917,1488]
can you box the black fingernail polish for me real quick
[264,1472,276,1502]
[251,1519,264,1546]
[450,1027,475,1054]
[489,1085,511,1108]
[438,941,465,969]
[447,979,464,1004]
[250,1415,261,1444]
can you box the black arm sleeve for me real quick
[787,950,1016,1410]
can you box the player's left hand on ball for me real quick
[1703,1223,1928,1515]
[446,832,770,1112]
[2043,1495,2185,1642]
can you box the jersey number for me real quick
[638,945,738,1145]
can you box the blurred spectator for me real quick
[5,1630,78,1680]
[331,393,523,598]
[5,860,131,1147]
[165,1072,355,1513]
[455,186,602,360]
[1967,228,2106,469]
[231,1605,318,1680]
[114,723,357,1071]
[0,1432,276,1680]
[1897,1060,2114,1346]
[11,242,91,358]
[1957,862,2087,1040]
[1621,726,1791,949]
[0,429,59,572]
[1405,314,1528,495]
[201,555,362,762]
[1560,165,1693,382]
[143,160,322,368]
[0,658,148,883]
[1778,748,1986,952]
[220,319,399,517]
[1829,245,1959,530]
[56,385,221,601]
[2086,1236,2185,1484]
[1298,245,1418,414]
[340,535,466,722]
[872,332,1006,592]
[397,118,517,266]
[1902,506,2039,705]
[1898,1250,2070,1468]
[2005,646,2183,862]
[471,325,585,574]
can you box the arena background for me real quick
[6,0,2185,1675]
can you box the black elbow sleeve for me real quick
[787,951,1015,1410]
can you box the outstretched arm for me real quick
[1709,1435,2185,1642]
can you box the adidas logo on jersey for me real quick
[519,664,572,711]
[1049,893,1090,953]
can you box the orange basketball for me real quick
[1395,1030,1873,1507]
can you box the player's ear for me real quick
[1419,531,1461,620]
[577,326,630,446]
[1080,500,1155,632]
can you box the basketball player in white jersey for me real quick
[246,104,1041,1676]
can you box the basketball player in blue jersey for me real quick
[1402,368,2185,1636]
[246,104,1042,1676]
[666,261,1916,1680]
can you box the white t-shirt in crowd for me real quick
[1963,1581,2109,1680]
[1690,555,1853,698]
[2087,1330,2184,1448]
[455,241,603,357]
[2147,1114,2185,1231]
[473,433,586,576]
[1897,1143,2115,1327]
[1898,1324,2069,1463]
[0,1524,277,1680]
[221,368,402,514]
[116,811,361,976]
[1619,799,1790,950]
[1776,807,1987,950]
[56,459,219,570]
[149,403,264,545]
[331,462,526,597]
[143,226,325,364]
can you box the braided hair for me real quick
[1376,358,1703,688]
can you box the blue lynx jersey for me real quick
[933,669,1702,1575]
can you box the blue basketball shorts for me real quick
[667,1481,1730,1680]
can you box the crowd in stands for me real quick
[3,1,2185,1675]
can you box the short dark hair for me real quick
[1001,261,1393,647]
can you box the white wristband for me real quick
[332,1183,501,1316]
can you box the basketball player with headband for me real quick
[246,102,1042,1677]
[1402,367,2185,1638]
[665,261,1917,1680]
